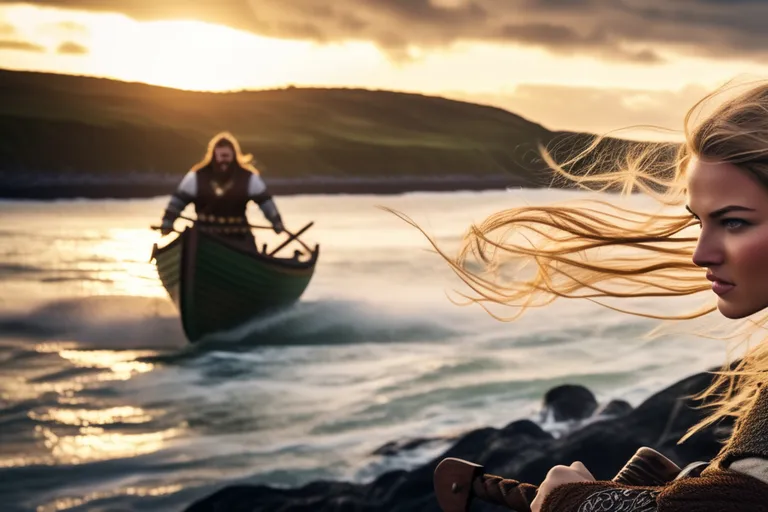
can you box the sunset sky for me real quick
[2,1,768,140]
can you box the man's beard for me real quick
[216,160,233,173]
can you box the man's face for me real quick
[214,146,234,172]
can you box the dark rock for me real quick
[372,436,456,456]
[184,368,735,512]
[498,371,733,489]
[595,399,634,418]
[543,384,598,422]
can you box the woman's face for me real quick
[687,157,768,319]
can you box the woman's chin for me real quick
[716,298,763,320]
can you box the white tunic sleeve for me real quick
[247,174,267,197]
[177,170,198,197]
[162,171,197,222]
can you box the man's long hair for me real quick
[190,131,261,174]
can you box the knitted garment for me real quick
[540,387,768,511]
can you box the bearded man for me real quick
[159,132,284,246]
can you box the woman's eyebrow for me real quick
[685,204,755,218]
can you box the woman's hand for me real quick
[531,461,596,512]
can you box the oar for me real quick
[150,215,281,235]
[281,224,315,254]
[176,214,273,230]
[151,217,316,254]
[434,446,682,512]
[268,221,314,257]
[150,225,182,233]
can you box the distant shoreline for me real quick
[0,174,539,200]
[0,68,665,203]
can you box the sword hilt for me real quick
[434,446,682,511]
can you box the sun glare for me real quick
[0,4,386,91]
[85,17,312,91]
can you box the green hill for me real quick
[0,68,659,198]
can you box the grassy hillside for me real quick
[0,69,674,199]
[0,69,575,179]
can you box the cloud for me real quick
[56,20,88,33]
[5,0,768,64]
[450,83,713,138]
[34,20,89,40]
[0,22,14,35]
[493,22,665,63]
[57,40,87,54]
[0,39,45,52]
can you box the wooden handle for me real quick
[613,447,682,486]
[433,447,682,512]
[434,458,536,512]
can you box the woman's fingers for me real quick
[569,461,595,480]
[531,463,596,512]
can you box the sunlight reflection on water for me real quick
[37,424,187,465]
[35,484,185,512]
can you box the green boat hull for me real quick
[151,227,318,342]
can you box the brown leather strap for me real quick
[472,473,537,510]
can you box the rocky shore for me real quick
[185,367,733,512]
[0,173,530,200]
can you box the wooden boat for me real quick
[150,224,319,342]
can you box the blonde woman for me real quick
[414,82,768,510]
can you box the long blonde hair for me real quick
[191,131,261,174]
[393,79,768,442]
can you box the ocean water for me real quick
[0,189,732,512]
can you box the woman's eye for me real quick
[722,218,748,230]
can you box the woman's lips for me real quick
[707,272,735,296]
[711,281,735,296]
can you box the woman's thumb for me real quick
[570,461,595,480]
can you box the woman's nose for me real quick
[692,230,724,268]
